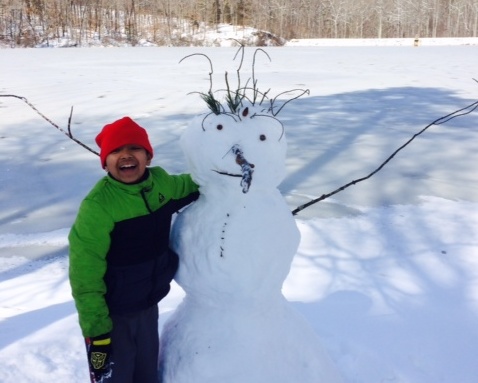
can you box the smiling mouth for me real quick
[120,164,137,170]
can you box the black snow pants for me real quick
[108,304,160,383]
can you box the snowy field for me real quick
[285,36,478,46]
[1,42,478,382]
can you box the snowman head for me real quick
[181,102,287,193]
[180,48,309,194]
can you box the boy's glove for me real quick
[85,334,113,382]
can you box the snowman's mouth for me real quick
[213,170,242,178]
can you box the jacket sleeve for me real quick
[68,198,114,338]
[170,173,199,198]
[169,173,200,211]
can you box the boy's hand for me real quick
[85,334,113,382]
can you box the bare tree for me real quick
[1,0,478,47]
[473,0,478,36]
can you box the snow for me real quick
[1,36,478,382]
[285,37,478,46]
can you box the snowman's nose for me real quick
[231,145,254,193]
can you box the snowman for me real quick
[159,52,343,383]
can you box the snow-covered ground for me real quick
[1,39,478,382]
[286,37,478,46]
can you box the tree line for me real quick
[1,0,477,47]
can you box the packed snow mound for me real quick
[159,53,344,382]
[15,23,286,48]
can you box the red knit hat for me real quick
[95,117,154,168]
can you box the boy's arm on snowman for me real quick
[150,167,198,197]
[151,167,199,201]
[169,173,200,210]
[171,173,199,196]
[68,198,114,338]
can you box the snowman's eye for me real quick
[260,134,267,141]
[217,124,223,130]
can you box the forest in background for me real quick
[1,0,477,47]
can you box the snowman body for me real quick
[159,105,343,383]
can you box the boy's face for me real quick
[105,144,151,184]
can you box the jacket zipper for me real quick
[140,187,153,214]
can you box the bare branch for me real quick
[292,99,478,215]
[251,48,271,105]
[270,89,310,116]
[0,94,99,156]
[180,53,215,96]
[249,113,285,141]
[68,106,74,138]
[224,45,246,113]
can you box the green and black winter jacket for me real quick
[69,167,199,338]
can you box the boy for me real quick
[69,116,199,383]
